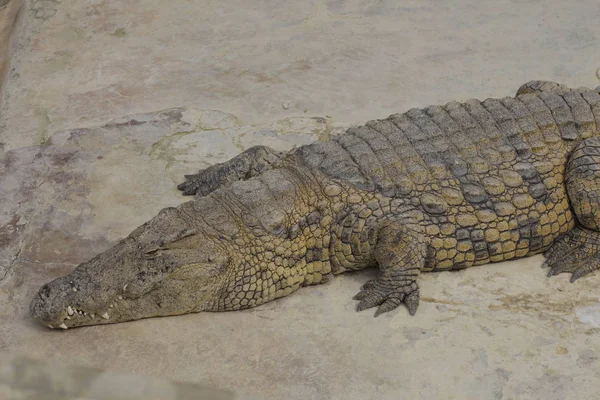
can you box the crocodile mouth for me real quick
[47,304,114,329]
[31,286,130,330]
[29,271,210,329]
[29,268,157,330]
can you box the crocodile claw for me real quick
[353,279,419,317]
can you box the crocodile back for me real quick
[298,89,600,205]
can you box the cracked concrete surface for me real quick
[1,0,600,399]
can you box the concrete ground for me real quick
[1,1,600,399]
[0,353,257,400]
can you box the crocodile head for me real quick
[29,200,247,329]
[30,166,337,330]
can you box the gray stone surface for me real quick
[1,1,600,399]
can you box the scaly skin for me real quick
[30,81,600,329]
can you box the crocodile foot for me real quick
[353,278,420,317]
[178,145,282,198]
[543,226,600,282]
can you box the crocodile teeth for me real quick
[66,316,71,320]
[109,304,113,308]
[47,324,54,329]
[123,283,128,291]
[59,323,68,330]
[90,313,95,319]
[72,287,77,292]
[101,312,109,320]
[67,306,74,316]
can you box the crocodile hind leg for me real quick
[178,145,283,198]
[543,227,600,281]
[353,219,427,317]
[544,137,600,281]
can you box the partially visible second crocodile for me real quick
[30,80,600,329]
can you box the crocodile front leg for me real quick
[353,218,427,317]
[178,145,283,198]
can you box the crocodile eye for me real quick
[168,262,227,281]
[143,247,165,259]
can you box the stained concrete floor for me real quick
[1,1,600,399]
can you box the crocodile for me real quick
[30,80,600,329]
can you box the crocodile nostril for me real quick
[39,284,51,299]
